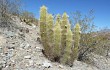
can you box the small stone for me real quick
[25,43,31,49]
[37,37,41,44]
[32,24,36,28]
[24,55,31,59]
[8,46,15,49]
[59,65,63,69]
[36,47,42,52]
[36,47,41,49]
[42,61,52,68]
[26,28,29,33]
[29,60,33,66]
[20,43,31,49]
[0,47,2,53]
[108,53,110,57]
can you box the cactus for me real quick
[40,5,50,57]
[39,6,81,65]
[56,14,61,22]
[61,22,73,65]
[72,23,81,62]
[61,12,68,54]
[53,20,62,57]
[46,14,54,46]
[40,5,47,42]
[46,14,54,60]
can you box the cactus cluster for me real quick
[40,5,81,65]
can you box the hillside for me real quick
[0,16,110,70]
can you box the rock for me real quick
[4,31,15,37]
[19,27,29,33]
[0,60,6,68]
[35,60,43,66]
[37,36,41,44]
[59,65,63,69]
[108,53,110,57]
[0,47,2,53]
[24,55,31,59]
[36,47,42,52]
[32,24,36,28]
[20,42,31,49]
[7,46,15,49]
[0,35,6,46]
[29,60,34,66]
[26,28,29,33]
[25,43,31,49]
[42,61,52,68]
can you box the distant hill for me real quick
[99,29,110,33]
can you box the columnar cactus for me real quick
[56,14,61,23]
[39,6,81,65]
[53,20,62,57]
[72,23,81,62]
[46,14,54,46]
[40,5,47,42]
[40,5,50,57]
[61,12,68,54]
[61,22,73,65]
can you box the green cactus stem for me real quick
[53,20,62,57]
[40,5,47,42]
[40,5,51,58]
[61,22,73,65]
[72,23,81,62]
[46,14,54,46]
[56,14,61,23]
[61,12,69,54]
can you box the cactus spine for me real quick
[53,20,62,57]
[72,23,81,62]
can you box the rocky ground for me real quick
[0,16,110,70]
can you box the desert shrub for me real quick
[93,31,110,57]
[71,11,108,62]
[71,11,95,61]
[20,11,38,26]
[0,0,21,23]
[39,5,81,66]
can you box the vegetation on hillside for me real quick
[0,0,109,67]
[0,0,38,26]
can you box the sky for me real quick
[21,0,110,29]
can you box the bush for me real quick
[20,11,38,26]
[71,11,99,61]
[0,0,21,23]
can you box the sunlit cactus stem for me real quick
[40,5,47,42]
[61,23,73,65]
[61,12,69,54]
[72,23,81,62]
[56,14,61,23]
[46,13,54,59]
[40,5,50,57]
[46,14,54,46]
[53,20,62,57]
